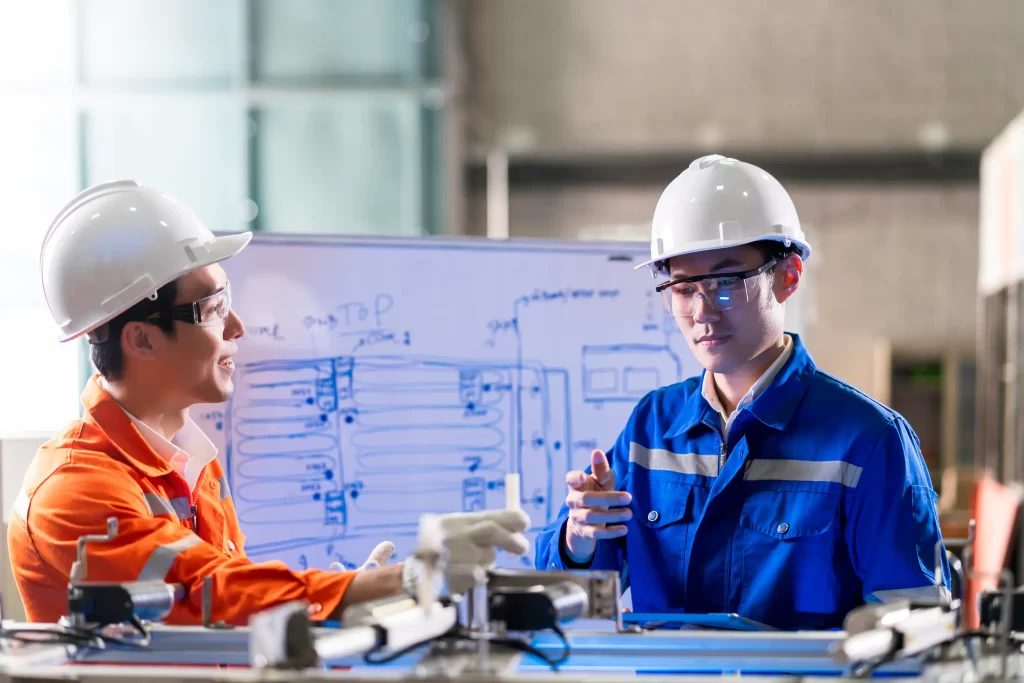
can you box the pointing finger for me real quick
[591,450,614,489]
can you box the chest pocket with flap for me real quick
[625,476,699,607]
[739,489,841,615]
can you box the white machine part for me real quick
[341,595,457,657]
[248,595,458,668]
[249,489,527,670]
[834,602,957,663]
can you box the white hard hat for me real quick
[40,180,252,343]
[637,154,811,273]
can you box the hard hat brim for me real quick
[634,234,811,272]
[58,231,253,343]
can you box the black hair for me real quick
[90,279,179,380]
[751,240,800,269]
[654,239,800,277]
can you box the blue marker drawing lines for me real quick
[190,234,701,571]
[227,354,570,560]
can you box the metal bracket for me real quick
[954,518,1017,680]
[69,517,118,585]
[202,576,230,629]
[934,519,975,618]
[486,568,625,630]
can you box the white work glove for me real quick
[358,541,396,571]
[328,541,396,572]
[402,508,531,597]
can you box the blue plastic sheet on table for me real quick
[621,612,777,631]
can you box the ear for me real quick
[774,254,803,304]
[120,321,158,361]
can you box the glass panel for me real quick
[0,103,81,434]
[252,0,436,82]
[0,104,79,309]
[0,309,82,435]
[0,1,75,87]
[81,0,243,85]
[254,99,424,235]
[83,99,249,233]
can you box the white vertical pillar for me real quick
[486,148,508,239]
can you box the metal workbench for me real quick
[0,618,938,682]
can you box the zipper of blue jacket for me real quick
[718,412,738,473]
[709,423,726,475]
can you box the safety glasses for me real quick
[150,282,233,327]
[655,258,775,317]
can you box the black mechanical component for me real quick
[488,581,588,631]
[979,586,1024,631]
[67,581,179,627]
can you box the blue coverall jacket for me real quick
[535,334,949,630]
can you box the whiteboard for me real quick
[190,233,700,572]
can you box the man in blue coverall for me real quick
[535,154,950,630]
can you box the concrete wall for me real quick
[468,181,980,358]
[462,1,998,362]
[466,0,1024,155]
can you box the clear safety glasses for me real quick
[151,282,233,327]
[655,258,776,318]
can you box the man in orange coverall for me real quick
[10,180,529,625]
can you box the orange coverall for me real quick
[9,376,354,624]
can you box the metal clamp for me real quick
[202,576,230,629]
[933,519,974,621]
[487,568,623,630]
[951,518,1017,680]
[67,517,187,630]
[69,517,118,586]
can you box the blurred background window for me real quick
[0,0,446,436]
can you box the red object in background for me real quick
[964,476,1022,628]
[920,447,938,470]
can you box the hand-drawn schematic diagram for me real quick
[227,356,567,556]
[193,235,698,572]
[225,346,682,570]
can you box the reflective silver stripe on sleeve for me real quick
[867,586,951,605]
[217,476,231,500]
[137,534,203,581]
[743,459,863,488]
[629,443,719,477]
[143,493,193,520]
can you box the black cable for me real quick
[845,629,1024,678]
[362,639,431,665]
[483,625,571,670]
[131,615,149,640]
[454,626,571,671]
[0,618,151,650]
[0,628,95,647]
[845,634,902,679]
[84,616,151,648]
[547,624,571,666]
[486,636,562,669]
[361,624,573,671]
[361,622,458,665]
[849,654,894,679]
